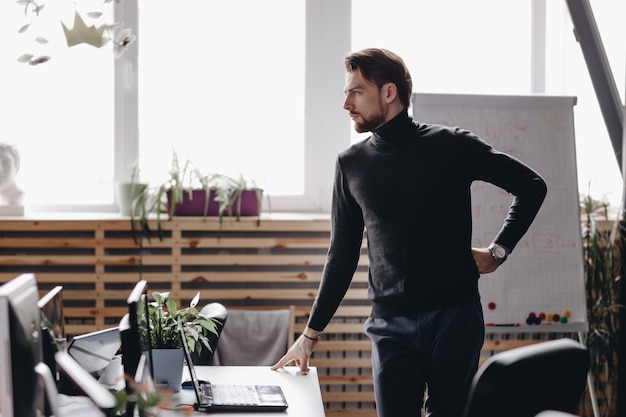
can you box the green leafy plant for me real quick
[148,291,219,354]
[580,193,622,417]
[130,149,265,243]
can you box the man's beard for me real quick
[353,104,385,133]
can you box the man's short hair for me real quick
[344,48,413,108]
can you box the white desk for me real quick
[159,366,325,417]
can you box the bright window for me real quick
[137,0,305,196]
[0,1,622,213]
[0,1,114,208]
[546,0,625,207]
[351,0,624,207]
[352,0,531,95]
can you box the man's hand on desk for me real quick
[271,327,320,375]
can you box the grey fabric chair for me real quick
[462,338,589,417]
[209,307,294,366]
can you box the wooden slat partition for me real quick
[0,214,372,415]
[290,305,377,415]
[0,214,569,417]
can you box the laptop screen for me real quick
[177,320,204,405]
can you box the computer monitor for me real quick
[121,279,153,378]
[0,273,46,417]
[67,327,121,375]
[120,280,154,417]
[55,350,118,417]
[38,285,65,383]
[38,286,65,344]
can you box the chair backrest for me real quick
[192,302,228,365]
[534,411,581,417]
[211,306,295,366]
[462,338,589,417]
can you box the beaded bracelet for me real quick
[301,333,319,341]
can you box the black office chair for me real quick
[535,411,581,417]
[462,338,589,417]
[191,302,228,365]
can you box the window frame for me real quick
[24,0,619,214]
[113,0,350,215]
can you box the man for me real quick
[272,48,547,417]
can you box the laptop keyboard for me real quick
[202,384,260,405]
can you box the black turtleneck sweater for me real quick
[307,111,547,331]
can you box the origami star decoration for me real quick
[61,11,107,49]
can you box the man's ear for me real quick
[382,82,398,104]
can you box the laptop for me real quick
[177,321,289,412]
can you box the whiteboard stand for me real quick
[412,93,594,416]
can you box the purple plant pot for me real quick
[167,189,261,216]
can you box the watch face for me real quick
[493,245,506,258]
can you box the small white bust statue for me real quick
[0,143,24,206]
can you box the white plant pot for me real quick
[151,348,184,392]
[115,182,148,216]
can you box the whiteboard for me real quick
[412,93,587,332]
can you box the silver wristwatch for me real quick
[488,243,508,264]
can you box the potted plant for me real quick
[164,150,264,220]
[147,291,219,391]
[115,161,149,216]
[580,193,622,417]
[130,149,265,242]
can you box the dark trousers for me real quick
[364,299,485,417]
